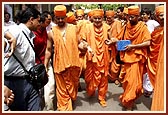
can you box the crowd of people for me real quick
[3,4,164,111]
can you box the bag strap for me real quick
[12,53,29,74]
[22,31,42,63]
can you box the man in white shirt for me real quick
[141,8,160,33]
[141,8,160,97]
[4,8,41,111]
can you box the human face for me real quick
[31,15,41,31]
[141,12,149,22]
[106,16,114,25]
[128,14,139,26]
[93,16,103,28]
[44,14,52,27]
[55,16,66,27]
[156,13,164,27]
[77,15,84,20]
[4,14,10,23]
[116,9,123,19]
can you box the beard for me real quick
[58,22,65,27]
[93,22,102,28]
[129,20,138,26]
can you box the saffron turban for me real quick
[92,9,104,17]
[88,10,94,17]
[66,12,76,23]
[76,9,84,16]
[155,5,164,16]
[106,10,115,17]
[54,5,66,16]
[123,7,128,14]
[128,5,140,15]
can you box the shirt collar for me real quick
[19,23,36,39]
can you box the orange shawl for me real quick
[147,27,164,87]
[117,21,151,63]
[85,23,110,76]
[117,21,151,109]
[52,24,80,73]
[109,19,122,59]
[151,26,164,111]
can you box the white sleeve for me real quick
[153,20,160,27]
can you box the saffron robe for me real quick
[151,26,164,111]
[117,21,151,108]
[147,27,163,88]
[84,23,110,100]
[52,24,81,111]
[108,20,122,81]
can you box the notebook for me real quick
[117,40,131,51]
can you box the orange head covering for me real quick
[66,12,76,23]
[123,7,128,14]
[88,10,94,17]
[92,9,104,17]
[106,10,115,17]
[76,9,84,16]
[155,5,164,16]
[128,5,140,15]
[54,5,66,17]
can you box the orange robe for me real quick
[84,23,110,101]
[108,20,122,81]
[52,24,81,111]
[151,27,164,111]
[77,20,91,75]
[117,21,151,109]
[147,27,163,88]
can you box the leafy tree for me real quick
[74,4,130,11]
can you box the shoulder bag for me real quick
[13,31,48,90]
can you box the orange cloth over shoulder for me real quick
[117,21,151,63]
[52,5,81,111]
[84,23,110,101]
[108,19,122,81]
[147,27,163,87]
[117,20,151,109]
[52,24,80,73]
[151,27,164,111]
[151,5,164,111]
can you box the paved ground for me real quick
[72,78,152,112]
